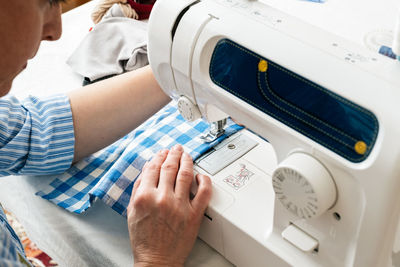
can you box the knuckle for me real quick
[181,154,193,164]
[200,184,212,198]
[147,161,161,172]
[177,176,192,190]
[179,168,194,179]
[161,162,178,172]
[175,194,189,203]
[133,191,153,209]
[156,193,171,209]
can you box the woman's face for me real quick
[0,0,62,96]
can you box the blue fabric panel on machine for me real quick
[209,39,378,162]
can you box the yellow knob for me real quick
[354,141,367,155]
[258,60,268,72]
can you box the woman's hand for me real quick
[127,144,212,267]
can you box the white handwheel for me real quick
[272,153,337,219]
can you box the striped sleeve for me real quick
[0,94,75,176]
[0,208,31,267]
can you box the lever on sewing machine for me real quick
[177,95,227,142]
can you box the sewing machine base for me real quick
[193,129,292,266]
[193,129,387,267]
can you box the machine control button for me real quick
[177,96,201,121]
[272,152,337,219]
[282,224,318,252]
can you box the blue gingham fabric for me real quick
[36,102,242,216]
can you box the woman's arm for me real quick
[68,65,170,162]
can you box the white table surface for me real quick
[1,0,399,266]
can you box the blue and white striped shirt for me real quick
[0,94,75,266]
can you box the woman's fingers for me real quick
[137,145,212,217]
[158,144,183,192]
[140,149,168,189]
[191,174,212,214]
[175,152,194,199]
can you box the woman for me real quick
[0,1,212,266]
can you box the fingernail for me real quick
[183,152,192,160]
[172,144,183,151]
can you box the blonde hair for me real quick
[91,0,139,24]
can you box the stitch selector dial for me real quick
[177,96,201,122]
[272,153,337,219]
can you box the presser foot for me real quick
[200,119,227,143]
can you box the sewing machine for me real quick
[148,0,400,265]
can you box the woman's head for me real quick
[0,0,63,96]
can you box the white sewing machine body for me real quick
[147,0,400,266]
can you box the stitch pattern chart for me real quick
[209,39,379,162]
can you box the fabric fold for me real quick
[37,102,243,216]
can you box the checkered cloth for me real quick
[36,102,242,216]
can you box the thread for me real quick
[378,45,397,59]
